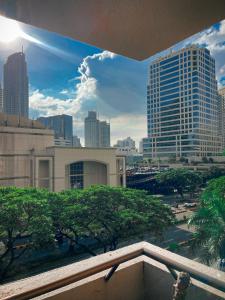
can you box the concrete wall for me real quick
[51,147,121,192]
[83,161,107,187]
[0,126,54,188]
[144,258,225,300]
[33,259,144,300]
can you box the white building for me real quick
[84,111,110,148]
[144,45,221,159]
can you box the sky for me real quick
[0,17,225,146]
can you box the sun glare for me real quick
[0,16,22,43]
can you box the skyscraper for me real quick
[99,121,110,147]
[0,83,3,112]
[143,45,221,159]
[37,114,73,143]
[3,52,29,118]
[219,87,225,150]
[84,111,110,147]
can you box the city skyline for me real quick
[0,17,225,145]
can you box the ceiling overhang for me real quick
[0,0,225,60]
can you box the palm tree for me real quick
[189,176,225,266]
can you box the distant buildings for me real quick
[84,111,110,148]
[0,83,3,112]
[0,113,125,191]
[143,45,221,159]
[37,114,73,145]
[3,52,29,118]
[114,137,136,149]
[219,87,225,150]
[114,137,142,166]
[139,139,143,154]
[72,135,81,147]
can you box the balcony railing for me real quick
[0,241,225,299]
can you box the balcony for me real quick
[0,242,225,300]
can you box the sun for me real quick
[0,16,22,43]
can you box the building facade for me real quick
[219,87,225,150]
[0,113,125,191]
[3,52,29,118]
[143,45,221,159]
[37,114,73,143]
[84,111,110,148]
[99,121,110,147]
[0,83,3,112]
[72,135,82,147]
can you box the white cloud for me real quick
[29,50,117,139]
[75,50,116,102]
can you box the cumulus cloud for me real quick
[75,50,116,102]
[29,50,117,138]
[193,20,225,86]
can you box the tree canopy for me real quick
[155,168,202,199]
[49,186,174,253]
[0,187,54,280]
[0,185,174,281]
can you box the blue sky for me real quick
[0,18,225,146]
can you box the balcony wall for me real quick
[1,242,225,300]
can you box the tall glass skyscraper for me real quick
[3,52,29,118]
[143,45,221,159]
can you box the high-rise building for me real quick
[84,111,110,147]
[219,87,225,150]
[143,45,221,159]
[72,135,82,147]
[0,83,3,112]
[3,52,29,118]
[99,121,110,147]
[37,114,73,143]
[85,111,99,147]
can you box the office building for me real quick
[143,45,221,159]
[219,87,225,150]
[99,121,110,147]
[0,113,125,191]
[37,114,73,143]
[0,83,3,112]
[3,52,29,118]
[84,111,110,147]
[72,135,82,147]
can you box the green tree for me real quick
[79,186,174,252]
[189,176,225,264]
[51,186,174,255]
[48,189,97,256]
[204,166,225,181]
[0,187,54,281]
[156,168,202,199]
